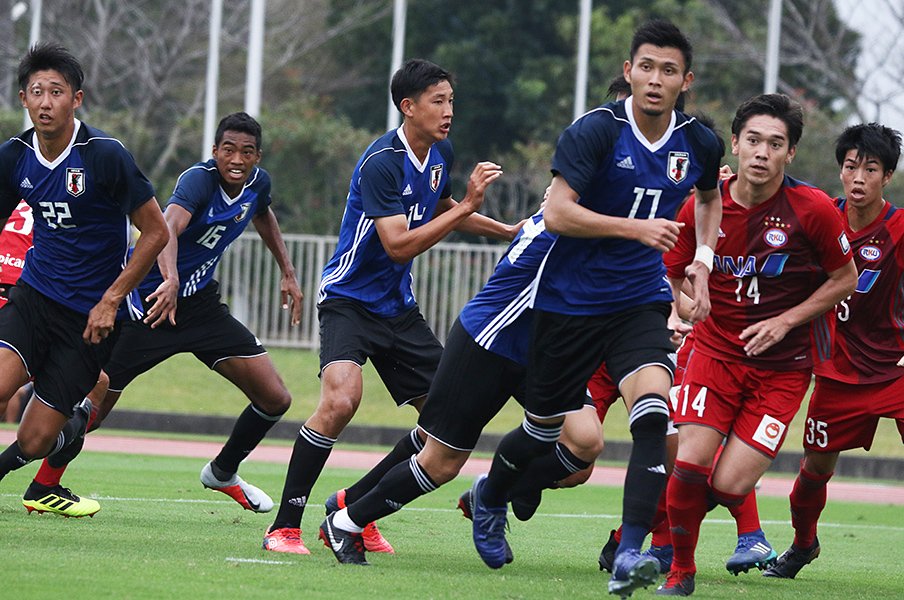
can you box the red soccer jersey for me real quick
[0,199,33,286]
[666,176,852,370]
[815,200,904,384]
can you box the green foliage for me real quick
[258,101,379,234]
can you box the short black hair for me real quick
[215,112,262,150]
[834,123,902,173]
[731,93,804,148]
[630,19,693,73]
[390,59,453,113]
[691,111,725,157]
[18,42,83,93]
[606,75,631,100]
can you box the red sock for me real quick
[789,462,833,548]
[650,483,671,547]
[667,460,711,573]
[33,404,97,488]
[614,524,622,544]
[728,489,761,536]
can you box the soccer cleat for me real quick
[458,487,513,564]
[469,474,510,569]
[200,461,273,513]
[643,544,674,574]
[319,513,369,565]
[725,529,777,575]
[510,488,542,522]
[608,549,660,598]
[262,526,310,555]
[22,482,100,518]
[762,538,821,579]
[656,569,696,596]
[598,529,618,572]
[324,489,394,553]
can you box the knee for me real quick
[17,433,54,459]
[255,387,292,417]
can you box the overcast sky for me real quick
[834,0,904,131]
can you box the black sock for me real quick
[270,426,335,530]
[509,442,592,498]
[214,404,284,476]
[0,442,32,480]
[622,395,669,534]
[347,455,437,526]
[345,428,423,504]
[483,417,562,506]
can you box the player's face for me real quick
[624,44,692,118]
[731,115,796,189]
[839,149,892,211]
[402,80,454,143]
[19,69,82,141]
[212,131,261,196]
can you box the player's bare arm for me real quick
[375,161,502,263]
[84,197,169,343]
[684,186,722,323]
[252,207,303,326]
[143,203,191,329]
[544,174,683,251]
[740,260,857,356]
[667,276,693,348]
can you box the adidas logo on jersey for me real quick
[402,184,413,196]
[616,156,635,170]
[19,177,32,189]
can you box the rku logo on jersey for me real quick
[667,152,689,184]
[66,168,85,197]
[763,228,788,248]
[430,164,443,192]
[859,245,881,262]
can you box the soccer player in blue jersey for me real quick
[467,21,724,597]
[29,111,304,515]
[0,44,169,507]
[263,58,520,555]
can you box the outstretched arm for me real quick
[253,208,303,326]
[375,161,503,263]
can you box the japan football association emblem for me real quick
[430,164,443,192]
[667,152,689,184]
[66,167,85,197]
[235,202,252,222]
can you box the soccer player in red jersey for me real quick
[0,199,33,422]
[657,94,857,596]
[764,123,903,579]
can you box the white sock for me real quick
[331,507,365,533]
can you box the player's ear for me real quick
[72,89,83,109]
[681,70,694,92]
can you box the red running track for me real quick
[2,430,903,505]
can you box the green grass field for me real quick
[115,348,904,458]
[2,451,902,599]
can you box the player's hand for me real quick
[684,261,711,323]
[633,219,684,252]
[83,297,118,344]
[739,315,792,356]
[461,162,503,212]
[719,164,734,180]
[144,278,179,328]
[281,272,304,327]
[667,313,692,349]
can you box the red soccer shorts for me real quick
[804,375,904,452]
[674,352,811,459]
[587,362,678,434]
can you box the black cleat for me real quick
[763,538,820,579]
[599,529,618,572]
[656,569,695,596]
[319,513,369,565]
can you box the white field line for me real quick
[3,493,904,532]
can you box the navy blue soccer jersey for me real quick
[318,127,453,318]
[0,120,154,317]
[534,97,722,316]
[458,211,555,366]
[139,159,271,298]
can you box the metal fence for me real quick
[217,233,507,348]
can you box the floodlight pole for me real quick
[386,0,407,132]
[574,0,591,120]
[764,0,782,93]
[21,0,42,130]
[202,0,223,159]
[245,0,265,118]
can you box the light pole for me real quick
[13,0,42,129]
